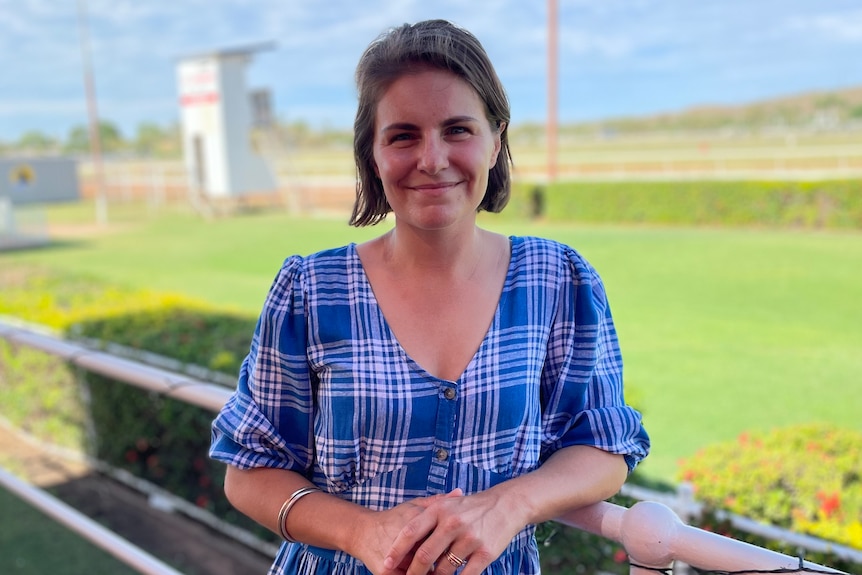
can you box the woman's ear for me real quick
[489,121,506,168]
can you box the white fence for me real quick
[0,466,184,575]
[0,320,854,575]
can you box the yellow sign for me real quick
[9,164,36,188]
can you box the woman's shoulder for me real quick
[277,244,355,274]
[266,244,356,301]
[510,235,592,270]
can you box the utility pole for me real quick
[76,0,108,226]
[547,0,559,183]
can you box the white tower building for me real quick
[177,43,277,199]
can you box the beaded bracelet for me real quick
[277,486,322,543]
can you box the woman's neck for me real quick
[381,224,489,281]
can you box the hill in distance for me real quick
[559,85,862,135]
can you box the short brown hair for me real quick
[350,19,512,226]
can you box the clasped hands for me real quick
[361,488,518,575]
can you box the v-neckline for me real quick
[349,239,515,383]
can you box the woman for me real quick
[210,19,649,575]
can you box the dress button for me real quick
[435,448,449,461]
[444,387,456,400]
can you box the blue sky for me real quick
[2,0,862,142]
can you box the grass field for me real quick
[3,201,861,482]
[0,487,138,574]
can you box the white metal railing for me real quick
[0,320,852,575]
[0,466,183,575]
[561,500,844,575]
[0,320,230,412]
[620,483,862,565]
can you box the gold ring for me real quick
[445,550,467,568]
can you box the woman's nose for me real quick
[417,136,448,174]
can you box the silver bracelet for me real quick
[277,486,322,543]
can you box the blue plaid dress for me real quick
[210,236,650,575]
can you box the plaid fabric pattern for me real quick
[211,236,650,575]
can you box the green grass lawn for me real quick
[3,201,861,482]
[0,486,138,575]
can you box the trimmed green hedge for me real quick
[508,180,862,228]
[0,266,272,540]
[72,308,268,541]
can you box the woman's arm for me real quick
[224,466,357,549]
[224,466,459,575]
[382,445,627,575]
[508,444,628,524]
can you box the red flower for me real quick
[613,549,628,564]
[816,491,841,518]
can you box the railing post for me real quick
[673,483,697,575]
[559,500,846,575]
[621,502,675,575]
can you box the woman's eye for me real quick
[448,126,468,135]
[390,133,414,143]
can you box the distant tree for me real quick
[134,122,163,157]
[16,131,60,153]
[133,122,181,158]
[63,121,125,155]
[275,120,351,148]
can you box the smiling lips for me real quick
[409,181,462,194]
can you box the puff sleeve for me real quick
[210,255,316,475]
[539,247,650,472]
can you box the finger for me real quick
[385,490,463,572]
[382,510,438,572]
[438,548,470,575]
[414,488,464,510]
[402,516,465,575]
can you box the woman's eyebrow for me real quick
[442,115,480,126]
[381,116,480,132]
[381,122,420,132]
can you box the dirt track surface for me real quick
[0,420,274,575]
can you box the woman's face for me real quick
[372,69,503,233]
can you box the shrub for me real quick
[0,264,197,330]
[0,343,85,449]
[503,180,862,229]
[68,306,267,538]
[0,265,196,447]
[0,265,272,539]
[678,424,862,570]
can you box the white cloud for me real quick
[786,9,862,41]
[2,0,862,141]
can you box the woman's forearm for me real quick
[490,445,629,527]
[381,445,629,573]
[223,466,371,553]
